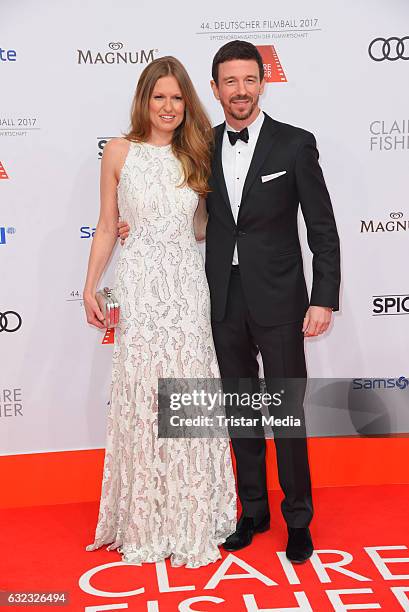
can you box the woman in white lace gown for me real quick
[83,56,236,567]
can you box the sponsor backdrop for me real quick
[1,0,408,455]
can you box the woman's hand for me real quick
[118,220,130,245]
[83,291,106,329]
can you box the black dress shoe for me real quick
[286,527,313,563]
[222,514,270,552]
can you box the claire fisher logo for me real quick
[360,211,408,233]
[370,119,409,151]
[368,36,409,61]
[0,388,23,418]
[257,45,287,82]
[77,42,158,65]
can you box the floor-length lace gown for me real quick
[86,140,237,567]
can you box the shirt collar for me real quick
[225,109,265,141]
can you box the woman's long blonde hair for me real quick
[125,56,213,196]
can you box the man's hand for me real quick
[302,306,332,337]
[117,220,130,245]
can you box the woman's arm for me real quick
[193,196,208,242]
[83,138,129,328]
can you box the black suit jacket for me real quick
[205,113,341,326]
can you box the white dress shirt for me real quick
[222,110,265,265]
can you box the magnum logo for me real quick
[360,212,408,233]
[77,42,157,65]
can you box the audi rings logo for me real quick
[390,212,403,219]
[0,310,22,332]
[108,42,123,51]
[369,37,409,61]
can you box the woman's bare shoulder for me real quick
[103,137,131,159]
[101,138,132,180]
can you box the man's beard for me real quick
[227,95,258,121]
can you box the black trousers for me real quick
[211,266,313,528]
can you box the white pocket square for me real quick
[261,171,287,183]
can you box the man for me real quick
[119,41,340,563]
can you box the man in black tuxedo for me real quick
[205,40,340,563]
[118,40,340,563]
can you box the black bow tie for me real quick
[227,127,249,146]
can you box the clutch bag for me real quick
[95,287,120,328]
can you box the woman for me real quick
[83,56,236,568]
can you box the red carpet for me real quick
[2,485,409,610]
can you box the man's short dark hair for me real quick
[212,40,265,85]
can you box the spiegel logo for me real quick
[372,294,409,316]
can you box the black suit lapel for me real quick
[211,123,237,224]
[239,114,279,207]
[212,123,230,207]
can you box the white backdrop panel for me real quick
[1,0,408,454]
